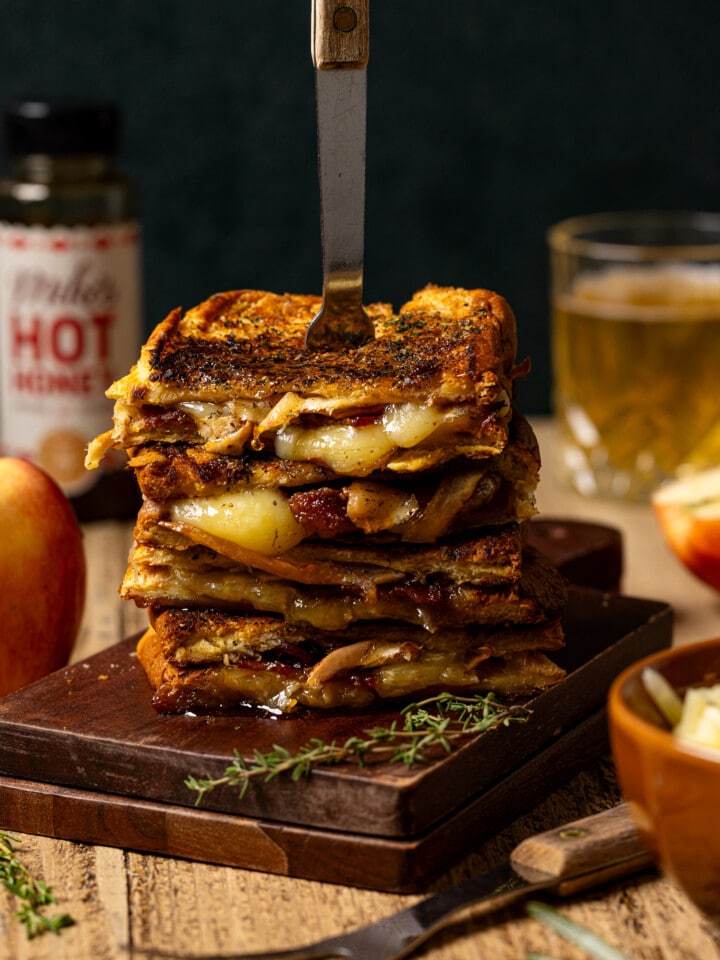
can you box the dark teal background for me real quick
[2,1,719,412]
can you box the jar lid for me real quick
[5,100,120,155]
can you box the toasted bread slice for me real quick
[137,621,565,714]
[124,412,538,559]
[125,411,540,543]
[133,511,525,587]
[112,285,517,406]
[87,285,522,472]
[148,607,565,667]
[121,543,567,632]
[128,445,338,498]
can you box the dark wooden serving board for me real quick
[0,707,609,893]
[0,587,671,890]
[527,517,623,591]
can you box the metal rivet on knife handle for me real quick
[306,0,374,350]
[334,5,358,33]
[510,802,649,882]
[312,0,369,68]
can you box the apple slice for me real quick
[652,467,720,593]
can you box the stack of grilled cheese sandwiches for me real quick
[87,285,568,713]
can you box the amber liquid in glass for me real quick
[553,264,720,499]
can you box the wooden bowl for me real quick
[609,638,720,920]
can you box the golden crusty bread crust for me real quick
[107,285,518,406]
[132,509,525,586]
[128,445,336,497]
[136,624,565,713]
[148,606,565,666]
[121,543,567,631]
[127,408,540,503]
[84,285,521,472]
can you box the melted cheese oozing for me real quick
[170,490,305,556]
[176,401,220,419]
[177,399,273,420]
[275,402,446,475]
[383,403,445,446]
[643,667,720,750]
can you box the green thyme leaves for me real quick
[186,691,529,805]
[0,831,74,938]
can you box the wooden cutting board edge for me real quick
[0,706,610,893]
[0,589,673,841]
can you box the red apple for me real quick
[652,467,720,594]
[0,458,86,698]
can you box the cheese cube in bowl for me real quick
[608,637,720,921]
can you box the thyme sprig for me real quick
[0,831,75,938]
[186,691,529,805]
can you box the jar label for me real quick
[0,221,142,495]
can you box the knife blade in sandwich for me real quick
[306,0,373,349]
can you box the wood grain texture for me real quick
[313,0,369,68]
[4,765,720,959]
[0,706,609,892]
[510,802,648,880]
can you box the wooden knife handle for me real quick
[510,803,654,895]
[312,0,369,69]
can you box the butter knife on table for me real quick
[222,804,652,960]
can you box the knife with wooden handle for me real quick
[226,804,653,960]
[305,0,374,349]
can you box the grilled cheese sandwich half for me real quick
[125,410,540,546]
[121,543,567,633]
[86,285,524,474]
[138,610,566,713]
[86,281,566,716]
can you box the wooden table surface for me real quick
[3,418,720,960]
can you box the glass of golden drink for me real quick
[548,211,720,500]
